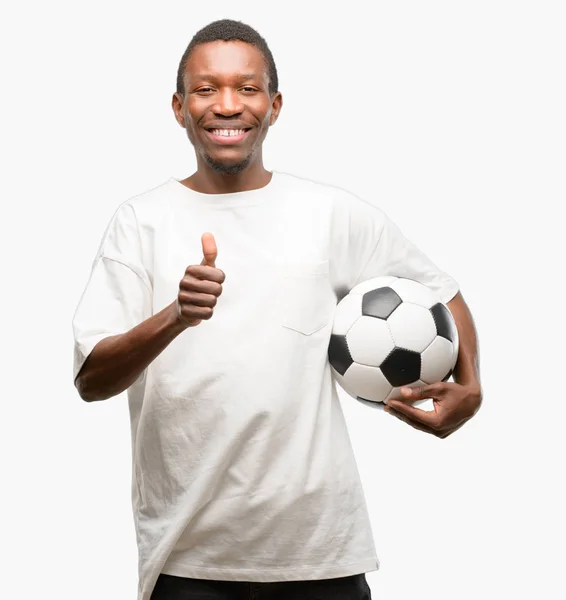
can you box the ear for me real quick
[269,91,283,126]
[171,92,185,128]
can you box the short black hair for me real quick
[176,19,279,98]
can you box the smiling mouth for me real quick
[204,128,252,145]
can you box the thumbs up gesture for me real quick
[176,233,226,327]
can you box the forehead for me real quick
[184,40,267,82]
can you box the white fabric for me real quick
[72,171,459,600]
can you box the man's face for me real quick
[172,41,282,175]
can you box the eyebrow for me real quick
[191,73,258,81]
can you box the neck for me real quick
[181,156,272,195]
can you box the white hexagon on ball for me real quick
[342,363,392,403]
[386,303,437,353]
[420,336,456,384]
[346,315,395,366]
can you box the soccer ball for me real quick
[328,276,459,408]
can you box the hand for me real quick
[384,382,482,438]
[176,232,226,327]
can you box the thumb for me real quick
[200,232,217,267]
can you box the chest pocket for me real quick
[276,260,335,336]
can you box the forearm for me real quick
[446,291,481,395]
[75,301,187,402]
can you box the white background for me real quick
[2,1,565,598]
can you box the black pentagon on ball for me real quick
[430,303,458,343]
[362,287,402,320]
[380,348,421,387]
[328,333,353,376]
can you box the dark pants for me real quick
[150,572,372,600]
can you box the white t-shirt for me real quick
[72,170,459,600]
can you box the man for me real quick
[72,18,482,600]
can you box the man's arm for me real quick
[446,291,481,396]
[384,290,483,437]
[75,301,186,402]
[75,232,224,403]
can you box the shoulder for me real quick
[103,178,178,232]
[275,170,384,215]
[275,171,389,233]
[275,170,355,199]
[125,178,177,212]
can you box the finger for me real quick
[384,407,440,436]
[178,291,218,308]
[400,382,443,402]
[184,265,225,284]
[178,304,214,321]
[386,398,440,428]
[200,232,217,267]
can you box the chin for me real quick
[204,151,254,175]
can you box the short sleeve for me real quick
[331,189,459,304]
[72,202,152,382]
[356,211,460,304]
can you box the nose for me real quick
[212,88,244,116]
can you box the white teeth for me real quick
[211,129,246,137]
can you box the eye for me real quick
[241,87,257,93]
[196,87,214,94]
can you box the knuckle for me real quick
[180,275,194,290]
[431,415,444,430]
